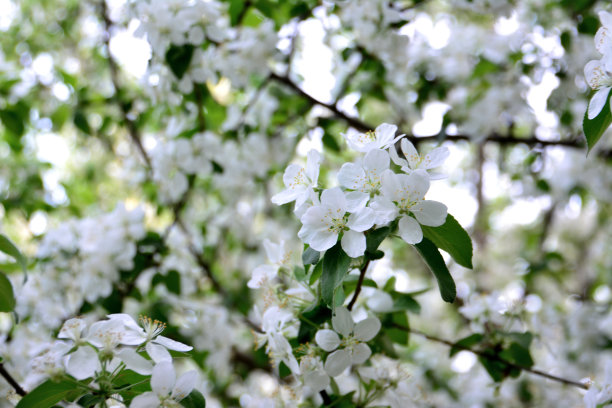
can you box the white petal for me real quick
[398,216,423,244]
[315,329,341,351]
[369,197,398,225]
[171,370,197,401]
[247,265,278,289]
[271,188,301,205]
[154,335,193,352]
[304,370,330,392]
[401,138,420,169]
[338,163,365,190]
[353,317,382,342]
[146,342,172,363]
[585,59,604,89]
[351,343,372,365]
[380,170,402,201]
[404,172,430,199]
[332,307,354,337]
[66,347,100,380]
[589,87,610,120]
[282,164,304,188]
[321,187,347,213]
[345,191,369,213]
[151,361,175,396]
[58,318,87,342]
[130,392,160,408]
[375,123,398,146]
[307,230,338,252]
[347,207,374,232]
[263,239,282,264]
[363,148,390,171]
[412,200,447,227]
[324,349,352,377]
[423,146,449,169]
[341,230,366,258]
[117,348,153,375]
[388,143,407,167]
[305,149,321,184]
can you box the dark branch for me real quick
[0,363,26,396]
[269,72,601,152]
[402,325,588,390]
[347,259,371,311]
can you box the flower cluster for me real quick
[585,11,612,119]
[274,123,449,258]
[29,314,196,407]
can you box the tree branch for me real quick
[347,259,371,311]
[269,72,602,152]
[0,363,26,397]
[401,325,588,390]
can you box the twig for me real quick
[269,72,604,152]
[347,259,371,311]
[100,0,152,169]
[401,325,588,390]
[0,363,26,397]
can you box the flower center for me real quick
[139,315,167,340]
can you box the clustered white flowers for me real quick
[274,123,449,258]
[585,11,612,119]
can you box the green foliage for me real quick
[321,242,351,307]
[165,44,195,79]
[0,233,27,273]
[302,246,320,265]
[180,389,207,408]
[15,380,78,408]
[414,238,456,303]
[0,272,15,312]
[421,214,473,269]
[583,91,612,153]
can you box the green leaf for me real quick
[0,234,27,273]
[165,44,195,79]
[0,272,15,312]
[500,342,534,368]
[414,238,456,303]
[365,227,391,253]
[322,133,341,153]
[0,109,25,136]
[228,0,246,26]
[583,90,612,153]
[180,389,206,408]
[16,380,75,408]
[385,312,409,345]
[73,111,91,135]
[421,214,473,269]
[449,333,484,357]
[321,242,351,307]
[391,292,421,314]
[302,246,320,265]
[478,355,507,383]
[309,260,323,285]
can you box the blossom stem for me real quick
[396,325,588,390]
[0,363,26,396]
[347,259,371,311]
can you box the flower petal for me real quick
[338,163,365,190]
[332,307,354,337]
[146,342,172,363]
[344,191,369,213]
[363,148,390,172]
[130,392,160,408]
[398,216,423,245]
[117,348,153,375]
[324,349,352,377]
[305,149,321,185]
[315,329,341,351]
[321,187,347,213]
[346,207,374,232]
[423,146,449,169]
[171,370,197,401]
[401,138,420,169]
[589,87,610,120]
[66,347,100,380]
[341,230,366,258]
[306,230,338,252]
[151,361,175,396]
[353,317,381,342]
[412,200,447,227]
[154,335,193,352]
[351,343,372,365]
[315,329,340,351]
